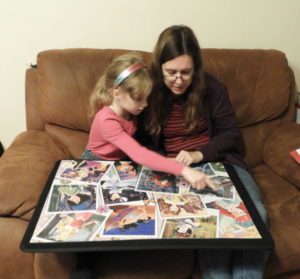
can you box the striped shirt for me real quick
[163,100,209,157]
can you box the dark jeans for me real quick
[198,164,269,279]
[81,149,103,160]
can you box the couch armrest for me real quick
[263,122,300,189]
[0,131,71,220]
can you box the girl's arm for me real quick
[100,117,184,175]
[99,116,215,190]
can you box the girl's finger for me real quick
[206,177,216,191]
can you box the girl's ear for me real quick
[112,88,120,98]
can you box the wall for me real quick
[1,0,300,148]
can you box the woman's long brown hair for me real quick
[145,25,206,135]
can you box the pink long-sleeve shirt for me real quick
[86,106,184,175]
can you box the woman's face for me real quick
[162,54,194,95]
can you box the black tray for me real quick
[21,160,274,252]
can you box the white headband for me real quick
[112,63,146,89]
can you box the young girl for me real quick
[81,53,214,190]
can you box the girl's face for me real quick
[113,89,149,119]
[162,54,194,95]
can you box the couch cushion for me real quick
[265,201,300,278]
[251,164,300,277]
[251,164,298,206]
[263,122,300,188]
[45,124,89,159]
[0,217,75,279]
[240,119,281,168]
[0,218,35,279]
[0,131,70,219]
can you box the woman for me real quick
[139,25,269,279]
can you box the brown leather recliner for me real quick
[0,48,299,279]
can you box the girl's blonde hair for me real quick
[89,53,152,120]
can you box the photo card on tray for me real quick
[206,198,261,239]
[101,164,120,181]
[114,161,141,182]
[100,179,149,206]
[35,212,107,242]
[193,163,215,176]
[209,162,229,177]
[56,160,112,184]
[47,183,97,213]
[176,176,190,194]
[190,175,235,200]
[103,204,156,237]
[155,193,208,219]
[136,167,179,194]
[162,215,218,239]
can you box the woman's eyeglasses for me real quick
[163,70,194,82]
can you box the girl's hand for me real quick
[181,167,216,190]
[176,150,203,166]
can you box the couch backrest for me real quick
[25,48,295,167]
[33,49,152,132]
[202,49,294,126]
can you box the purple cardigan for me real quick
[137,73,247,169]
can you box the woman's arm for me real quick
[174,75,242,166]
[199,75,242,163]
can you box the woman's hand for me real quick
[181,167,216,190]
[176,150,203,166]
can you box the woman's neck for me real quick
[165,86,189,102]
